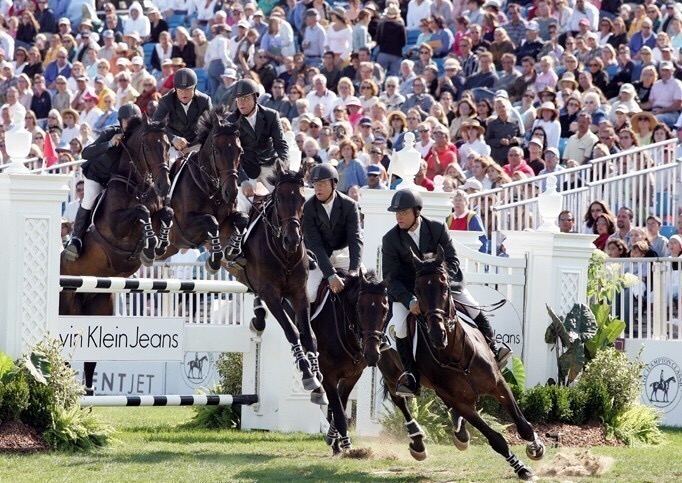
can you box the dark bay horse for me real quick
[60,117,172,393]
[162,106,242,273]
[311,270,388,455]
[226,166,327,404]
[379,247,544,481]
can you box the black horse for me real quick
[60,117,172,394]
[225,165,327,404]
[379,247,544,481]
[162,106,242,273]
[311,270,388,454]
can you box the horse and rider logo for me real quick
[643,357,682,411]
[182,352,215,386]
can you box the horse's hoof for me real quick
[326,435,336,446]
[311,389,329,406]
[250,317,266,333]
[84,386,94,396]
[526,439,545,460]
[453,431,470,451]
[517,467,537,481]
[205,259,221,275]
[140,254,155,267]
[409,443,428,461]
[302,374,322,391]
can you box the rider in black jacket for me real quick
[152,68,212,153]
[381,189,511,397]
[224,78,289,262]
[64,104,142,261]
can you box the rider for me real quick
[64,103,143,261]
[224,78,289,261]
[382,189,512,397]
[152,67,212,156]
[303,164,363,302]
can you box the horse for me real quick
[225,165,327,405]
[311,270,388,455]
[60,116,172,394]
[378,247,544,481]
[161,106,242,273]
[188,353,209,379]
[650,376,676,402]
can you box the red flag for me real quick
[43,131,58,167]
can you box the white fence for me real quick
[605,258,682,341]
[469,139,681,250]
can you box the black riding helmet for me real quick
[310,163,339,183]
[174,68,198,89]
[388,189,423,212]
[234,78,260,98]
[118,103,142,121]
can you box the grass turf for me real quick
[1,407,682,482]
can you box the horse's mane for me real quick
[276,169,305,187]
[338,269,386,295]
[415,252,447,277]
[195,105,238,145]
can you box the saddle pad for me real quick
[168,153,191,200]
[310,290,330,321]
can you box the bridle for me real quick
[194,130,241,200]
[261,180,303,243]
[416,265,457,333]
[119,128,170,200]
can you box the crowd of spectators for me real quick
[1,0,681,199]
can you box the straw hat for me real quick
[462,119,486,134]
[631,111,657,132]
[61,108,80,123]
[536,101,559,119]
[384,4,400,18]
[387,110,406,124]
[331,6,347,21]
[559,72,579,89]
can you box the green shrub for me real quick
[579,378,614,423]
[519,385,552,423]
[567,386,589,425]
[605,405,664,446]
[0,372,30,422]
[187,353,243,429]
[548,385,573,423]
[43,405,115,451]
[577,347,643,421]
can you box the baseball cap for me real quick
[58,17,70,25]
[544,147,559,158]
[661,61,674,70]
[298,113,312,123]
[237,20,250,29]
[460,179,483,192]
[103,29,114,38]
[221,68,237,79]
[367,165,382,175]
[615,104,629,114]
[345,96,361,107]
[131,56,144,65]
[619,83,635,94]
[359,117,372,126]
[526,21,539,31]
[309,117,322,127]
[161,58,173,66]
[529,137,543,147]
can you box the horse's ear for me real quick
[436,245,445,265]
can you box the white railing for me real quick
[115,261,246,327]
[469,139,680,239]
[605,258,682,341]
[31,159,85,175]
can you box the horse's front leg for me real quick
[110,204,157,266]
[322,375,345,456]
[153,201,174,258]
[185,213,222,274]
[288,292,327,405]
[258,289,320,392]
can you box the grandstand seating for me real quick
[194,68,209,92]
[143,43,156,69]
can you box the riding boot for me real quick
[64,207,92,261]
[395,336,420,397]
[225,213,249,266]
[474,312,512,369]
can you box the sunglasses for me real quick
[370,150,382,155]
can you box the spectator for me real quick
[594,213,617,251]
[124,2,151,39]
[336,139,367,193]
[192,29,209,69]
[609,207,633,248]
[172,27,196,68]
[424,124,457,179]
[325,7,353,64]
[503,146,535,177]
[631,111,657,146]
[375,5,406,77]
[582,199,614,234]
[641,61,682,128]
[486,97,523,164]
[606,238,629,258]
[629,18,657,60]
[525,138,546,175]
[306,73,337,121]
[458,119,490,162]
[302,9,326,66]
[562,111,597,164]
[29,74,51,120]
[558,210,576,234]
[647,215,671,256]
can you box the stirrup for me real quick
[64,237,83,261]
[494,345,512,369]
[396,372,419,397]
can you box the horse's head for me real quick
[272,165,306,253]
[198,107,242,208]
[125,117,171,197]
[347,270,389,367]
[412,246,451,349]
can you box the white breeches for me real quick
[237,164,279,214]
[390,287,481,339]
[306,247,351,302]
[81,177,104,210]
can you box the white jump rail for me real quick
[80,393,258,407]
[59,275,249,294]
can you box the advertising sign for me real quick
[58,316,184,361]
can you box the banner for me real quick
[58,316,184,361]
